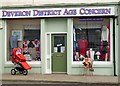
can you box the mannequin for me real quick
[86,48,95,60]
[78,36,88,56]
[101,25,109,61]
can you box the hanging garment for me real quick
[73,28,76,41]
[101,25,108,41]
[107,24,110,61]
[10,35,18,57]
[101,41,108,54]
[100,25,110,61]
[100,41,108,61]
[32,39,40,60]
[10,35,18,49]
[78,39,88,56]
[23,40,30,53]
[75,29,81,41]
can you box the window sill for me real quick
[5,61,41,64]
[72,61,112,68]
[5,61,41,68]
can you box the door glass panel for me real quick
[54,36,65,53]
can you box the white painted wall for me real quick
[118,3,120,76]
[1,0,120,6]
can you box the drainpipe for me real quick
[113,17,117,76]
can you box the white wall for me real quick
[1,0,120,6]
[118,3,120,76]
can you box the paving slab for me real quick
[2,74,119,84]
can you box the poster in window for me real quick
[12,30,22,41]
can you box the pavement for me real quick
[2,74,119,84]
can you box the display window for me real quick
[7,19,41,61]
[73,18,110,62]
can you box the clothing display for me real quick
[100,25,110,61]
[86,48,95,60]
[78,39,88,56]
[100,41,108,61]
[73,28,76,41]
[74,52,80,61]
[107,24,110,61]
[75,29,81,41]
[32,39,40,60]
[23,40,30,53]
[72,19,111,62]
[101,41,108,54]
[29,47,36,60]
[10,35,18,57]
[10,35,18,49]
[73,29,80,61]
[101,25,108,41]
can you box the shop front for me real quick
[0,6,119,75]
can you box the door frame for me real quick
[51,33,67,73]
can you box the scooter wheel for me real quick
[11,69,16,75]
[23,70,28,75]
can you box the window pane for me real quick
[7,19,41,61]
[73,18,110,61]
[54,36,65,53]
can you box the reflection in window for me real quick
[73,18,110,61]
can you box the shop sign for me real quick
[79,18,103,21]
[0,7,115,18]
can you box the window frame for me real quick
[5,19,41,64]
[72,18,113,65]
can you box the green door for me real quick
[51,34,67,73]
